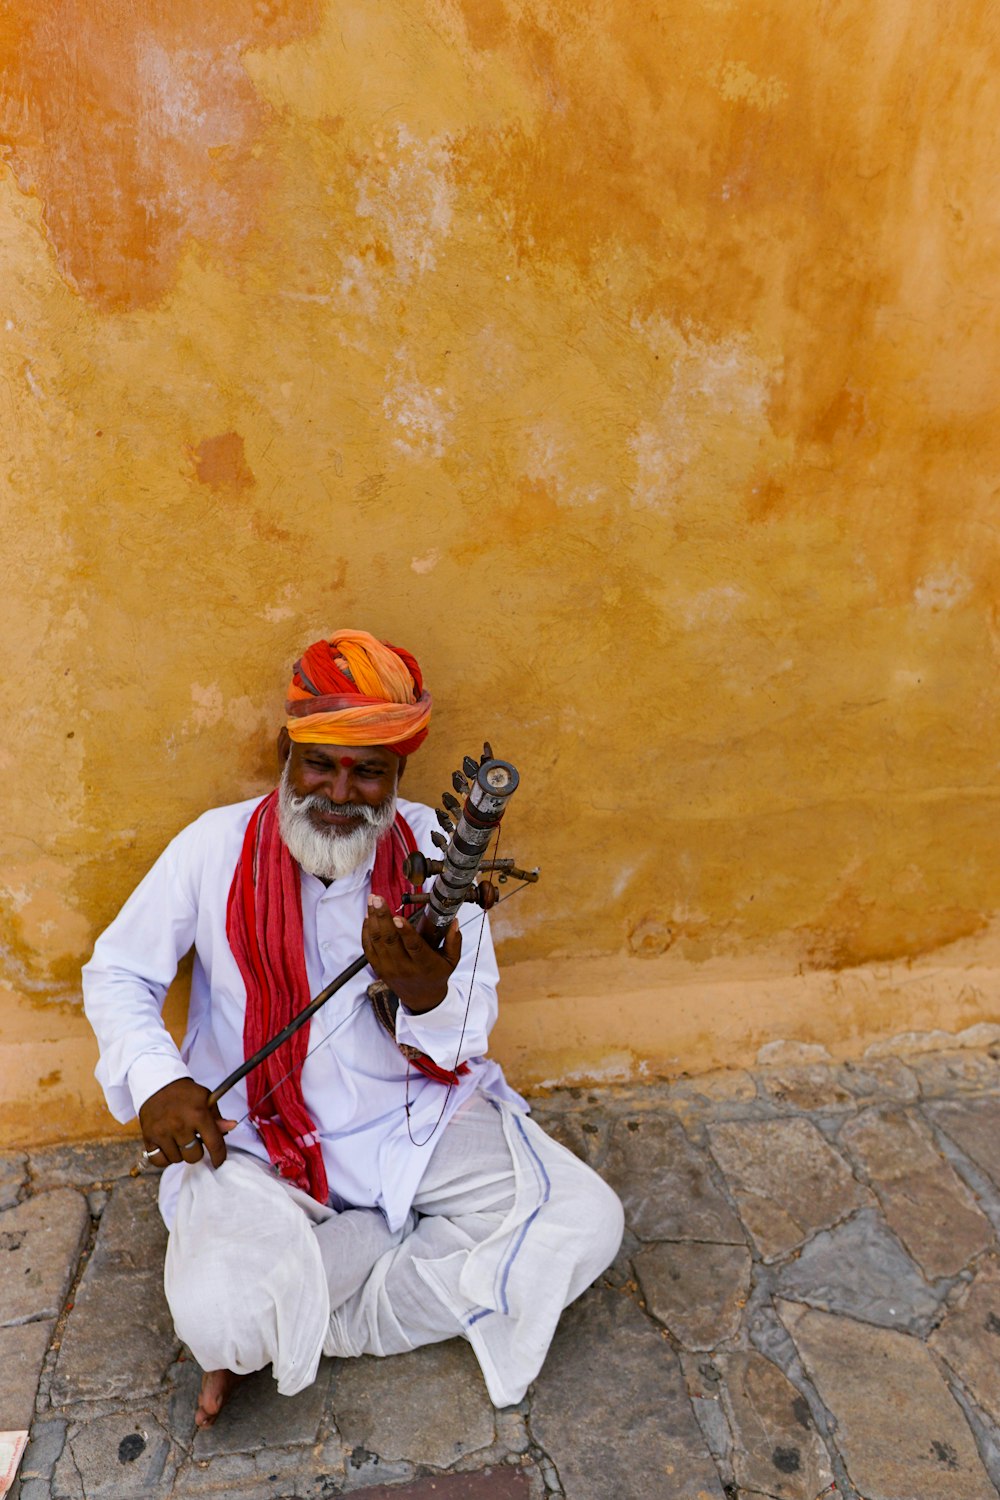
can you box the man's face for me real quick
[277,740,400,880]
[284,742,399,836]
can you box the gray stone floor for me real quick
[7,1043,1000,1498]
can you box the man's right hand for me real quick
[138,1078,235,1170]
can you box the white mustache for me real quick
[294,794,380,823]
[277,766,396,880]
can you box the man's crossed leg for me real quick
[165,1093,624,1421]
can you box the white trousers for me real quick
[164,1093,623,1407]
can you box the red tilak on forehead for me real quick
[337,755,357,768]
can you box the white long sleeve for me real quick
[83,830,201,1120]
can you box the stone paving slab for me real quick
[172,1448,338,1499]
[707,1117,869,1261]
[633,1241,750,1350]
[840,1107,993,1278]
[780,1300,996,1499]
[528,1112,609,1169]
[677,1355,733,1484]
[0,1189,89,1329]
[175,1440,367,1498]
[661,1069,760,1120]
[928,1097,1000,1192]
[28,1141,142,1193]
[170,1453,279,1499]
[911,1050,1000,1097]
[530,1286,725,1500]
[340,1472,534,1500]
[55,1410,179,1499]
[334,1341,496,1470]
[188,1355,334,1458]
[774,1206,942,1332]
[756,1063,856,1111]
[838,1055,921,1104]
[756,1055,922,1112]
[0,1321,56,1429]
[18,1419,68,1483]
[602,1114,745,1244]
[0,1153,27,1209]
[717,1350,834,1499]
[51,1178,176,1406]
[930,1256,1000,1428]
[869,1166,991,1282]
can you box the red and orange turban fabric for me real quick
[285,629,432,756]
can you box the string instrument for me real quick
[204,744,538,1110]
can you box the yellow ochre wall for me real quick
[2,0,999,1145]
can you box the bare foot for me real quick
[195,1367,247,1428]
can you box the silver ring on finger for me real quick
[182,1137,201,1151]
[141,1146,165,1162]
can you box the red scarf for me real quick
[226,791,460,1202]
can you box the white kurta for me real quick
[82,794,522,1231]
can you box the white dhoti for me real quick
[164,1093,624,1407]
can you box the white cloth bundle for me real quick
[165,1150,334,1395]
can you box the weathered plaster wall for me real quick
[2,0,999,1143]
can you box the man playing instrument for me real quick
[83,630,623,1427]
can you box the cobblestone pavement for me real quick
[7,1042,1000,1499]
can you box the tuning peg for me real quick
[462,755,478,779]
[435,809,455,834]
[481,741,494,763]
[442,792,461,816]
[470,880,500,910]
[451,770,469,795]
[402,851,432,883]
[431,830,448,851]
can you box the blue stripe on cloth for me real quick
[465,1306,495,1327]
[494,1114,551,1316]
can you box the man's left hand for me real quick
[362,896,461,1013]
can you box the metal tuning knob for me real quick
[451,770,469,794]
[403,851,430,884]
[472,881,500,910]
[462,755,479,779]
[435,809,455,833]
[441,792,461,816]
[431,830,448,852]
[480,741,494,764]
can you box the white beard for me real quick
[277,763,397,880]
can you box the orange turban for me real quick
[285,629,432,755]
